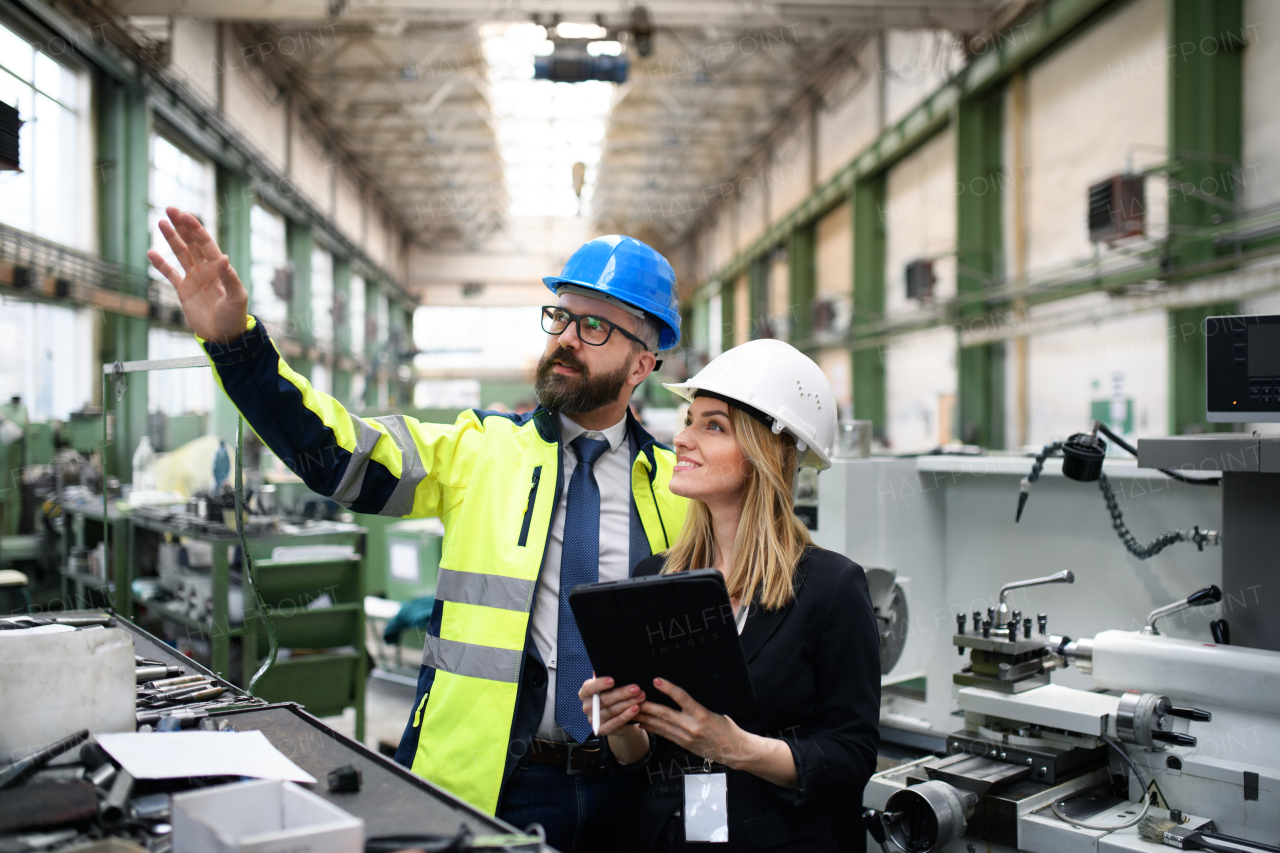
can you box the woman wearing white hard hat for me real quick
[578,339,881,852]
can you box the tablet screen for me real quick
[568,570,756,716]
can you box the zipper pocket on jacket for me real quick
[517,466,543,547]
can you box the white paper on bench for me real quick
[96,731,317,783]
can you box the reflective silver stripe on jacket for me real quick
[371,414,428,517]
[328,413,385,508]
[421,635,522,683]
[436,568,535,613]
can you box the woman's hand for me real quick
[147,207,250,344]
[636,678,799,789]
[579,676,650,764]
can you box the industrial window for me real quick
[310,362,331,396]
[0,296,94,422]
[249,203,289,328]
[148,133,216,311]
[0,20,92,250]
[310,245,333,347]
[147,326,214,418]
[349,274,366,357]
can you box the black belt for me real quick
[527,739,604,775]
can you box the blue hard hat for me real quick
[543,235,681,350]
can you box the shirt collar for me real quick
[558,412,628,453]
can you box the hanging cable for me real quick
[1093,421,1220,486]
[1052,735,1153,830]
[235,416,277,693]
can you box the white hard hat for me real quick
[664,339,837,469]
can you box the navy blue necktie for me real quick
[555,434,611,743]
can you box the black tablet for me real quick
[568,569,756,716]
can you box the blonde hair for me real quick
[662,405,812,609]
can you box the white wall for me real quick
[814,200,853,408]
[736,164,767,247]
[883,127,957,319]
[1017,0,1170,445]
[1242,0,1280,209]
[335,171,363,244]
[222,40,288,171]
[156,24,410,284]
[168,18,218,106]
[880,127,958,451]
[885,327,957,452]
[1025,299,1169,443]
[290,109,331,210]
[771,119,812,215]
[1023,0,1167,271]
[816,40,881,184]
[815,201,851,300]
[883,30,965,128]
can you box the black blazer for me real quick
[617,547,881,852]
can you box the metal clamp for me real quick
[112,360,127,402]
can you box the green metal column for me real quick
[287,222,313,377]
[210,170,254,444]
[788,225,816,345]
[1167,0,1243,434]
[852,180,886,437]
[956,89,1006,448]
[747,257,768,339]
[393,304,414,408]
[333,256,353,406]
[720,278,737,353]
[97,83,150,480]
[362,279,380,409]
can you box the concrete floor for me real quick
[320,673,418,755]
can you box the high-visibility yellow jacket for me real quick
[201,317,688,814]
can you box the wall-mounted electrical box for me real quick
[812,298,837,333]
[905,259,935,301]
[0,100,19,171]
[1088,174,1145,242]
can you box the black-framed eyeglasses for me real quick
[541,306,650,350]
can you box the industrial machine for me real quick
[863,569,1278,852]
[843,317,1280,852]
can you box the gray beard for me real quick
[535,348,630,414]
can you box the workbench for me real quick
[127,506,368,737]
[57,494,131,613]
[109,611,533,845]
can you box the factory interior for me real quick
[2,0,1279,851]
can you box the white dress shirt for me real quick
[533,412,633,741]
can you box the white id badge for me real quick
[683,771,729,843]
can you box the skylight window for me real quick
[481,22,616,219]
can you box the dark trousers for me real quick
[498,758,641,853]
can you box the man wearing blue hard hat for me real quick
[148,211,687,851]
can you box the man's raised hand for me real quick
[147,207,250,344]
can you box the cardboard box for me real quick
[173,779,363,853]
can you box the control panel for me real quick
[1207,314,1280,422]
